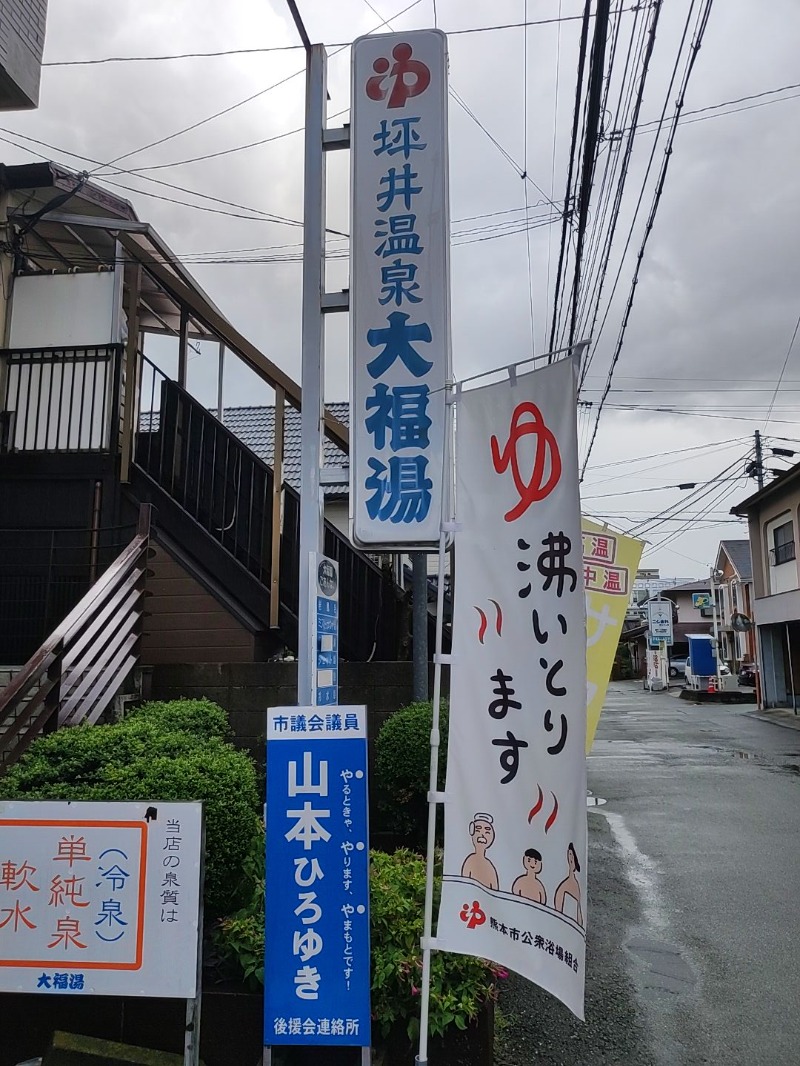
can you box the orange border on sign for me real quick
[0,819,148,970]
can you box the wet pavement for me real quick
[496,681,800,1066]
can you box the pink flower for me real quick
[411,985,420,996]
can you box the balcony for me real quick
[0,345,122,453]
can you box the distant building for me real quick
[0,0,48,109]
[714,539,755,670]
[632,570,698,604]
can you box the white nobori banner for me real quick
[438,357,587,1019]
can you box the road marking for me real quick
[598,810,668,935]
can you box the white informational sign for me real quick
[438,358,587,1019]
[0,800,202,998]
[647,599,673,645]
[310,553,339,707]
[350,29,451,547]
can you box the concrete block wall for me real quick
[147,660,447,763]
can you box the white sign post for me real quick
[350,28,451,548]
[309,552,339,707]
[0,800,204,1064]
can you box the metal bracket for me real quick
[420,937,440,951]
[434,652,453,665]
[321,289,350,313]
[323,124,351,150]
[427,790,448,804]
[441,520,462,533]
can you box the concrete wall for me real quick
[147,660,447,768]
[0,0,47,109]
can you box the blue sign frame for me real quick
[264,706,371,1048]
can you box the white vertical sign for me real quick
[647,599,673,645]
[438,359,587,1019]
[350,29,451,547]
[310,553,339,707]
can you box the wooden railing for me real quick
[135,368,399,660]
[0,505,151,771]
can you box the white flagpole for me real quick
[417,384,456,1066]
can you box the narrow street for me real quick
[497,681,800,1066]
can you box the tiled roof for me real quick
[661,580,710,593]
[718,539,753,581]
[221,403,350,498]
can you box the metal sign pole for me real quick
[184,819,206,1066]
[297,42,328,707]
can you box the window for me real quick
[772,521,795,566]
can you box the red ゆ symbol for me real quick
[490,402,562,522]
[366,43,431,108]
[459,900,486,930]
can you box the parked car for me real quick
[668,657,688,678]
[738,662,758,687]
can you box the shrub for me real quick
[125,697,233,741]
[214,839,501,1042]
[370,848,502,1041]
[0,702,260,919]
[374,699,449,845]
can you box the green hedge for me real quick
[374,699,449,845]
[0,700,259,918]
[216,841,501,1040]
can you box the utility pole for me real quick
[754,429,765,490]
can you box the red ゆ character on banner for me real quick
[491,402,562,522]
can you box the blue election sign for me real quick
[265,706,371,1048]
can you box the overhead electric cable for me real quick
[764,306,800,429]
[580,0,716,476]
[567,0,612,348]
[547,0,593,355]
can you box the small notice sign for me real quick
[0,800,202,998]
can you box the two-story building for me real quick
[732,468,800,710]
[714,539,755,671]
[0,160,408,766]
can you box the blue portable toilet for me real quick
[687,634,716,677]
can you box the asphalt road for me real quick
[496,681,800,1066]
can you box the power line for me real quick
[0,127,315,230]
[626,80,800,134]
[580,0,716,476]
[574,0,663,355]
[522,0,536,353]
[41,6,644,67]
[547,0,593,354]
[567,0,612,348]
[764,306,800,429]
[89,0,424,174]
[577,0,694,388]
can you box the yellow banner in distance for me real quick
[582,517,644,753]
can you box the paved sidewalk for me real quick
[745,706,800,731]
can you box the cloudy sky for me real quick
[3,0,798,576]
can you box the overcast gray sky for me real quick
[3,0,798,575]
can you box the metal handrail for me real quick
[0,505,152,771]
